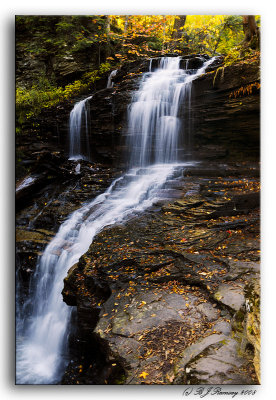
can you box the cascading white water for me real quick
[69,96,92,160]
[107,69,117,88]
[16,56,216,384]
[16,176,36,192]
[16,164,180,384]
[127,56,216,167]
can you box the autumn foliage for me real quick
[15,15,260,125]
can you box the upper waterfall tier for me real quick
[127,56,216,167]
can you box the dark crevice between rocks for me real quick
[62,310,126,385]
[62,262,127,384]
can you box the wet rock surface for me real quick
[62,161,260,384]
[16,160,123,303]
[182,335,255,385]
[191,62,260,161]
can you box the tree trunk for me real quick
[122,15,129,46]
[162,19,167,54]
[124,15,129,34]
[172,15,186,39]
[242,15,259,49]
[105,15,111,34]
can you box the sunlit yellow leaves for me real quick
[137,301,147,308]
[139,371,149,379]
[229,82,260,99]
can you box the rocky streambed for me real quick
[56,161,260,385]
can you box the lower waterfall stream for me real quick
[16,56,216,384]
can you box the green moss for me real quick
[232,310,245,334]
[235,310,245,322]
[16,62,111,123]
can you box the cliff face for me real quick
[16,16,112,88]
[90,58,260,163]
[191,62,260,160]
[23,55,259,167]
[16,55,260,186]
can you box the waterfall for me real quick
[16,56,216,384]
[127,56,216,167]
[68,96,92,160]
[107,69,117,88]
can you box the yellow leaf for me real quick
[138,301,147,308]
[139,371,149,379]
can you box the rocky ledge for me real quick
[16,160,123,302]
[62,161,260,385]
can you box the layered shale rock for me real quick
[62,162,260,384]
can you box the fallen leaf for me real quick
[138,301,147,308]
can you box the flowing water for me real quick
[69,96,92,160]
[128,56,216,167]
[16,56,215,384]
[107,69,117,88]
